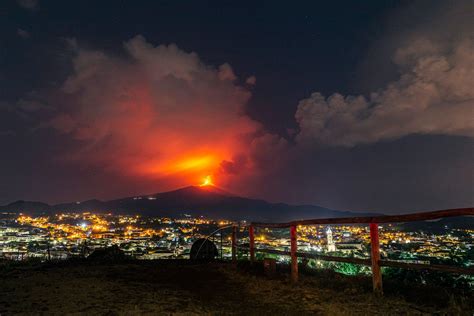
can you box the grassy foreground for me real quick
[0,259,472,315]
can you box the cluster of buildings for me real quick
[1,211,473,270]
[251,223,473,267]
[0,212,233,261]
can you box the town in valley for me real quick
[1,209,472,283]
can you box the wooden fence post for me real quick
[370,223,383,295]
[290,225,298,283]
[232,225,237,263]
[249,225,255,263]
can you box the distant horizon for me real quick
[2,183,472,216]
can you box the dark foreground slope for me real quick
[1,260,471,315]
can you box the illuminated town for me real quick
[1,211,472,276]
[2,0,473,313]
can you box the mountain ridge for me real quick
[1,185,371,222]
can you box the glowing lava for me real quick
[200,175,213,187]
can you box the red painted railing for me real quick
[230,207,474,295]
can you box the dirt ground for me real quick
[0,260,471,315]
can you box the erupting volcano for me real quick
[200,175,214,187]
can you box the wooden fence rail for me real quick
[251,208,473,228]
[230,207,474,295]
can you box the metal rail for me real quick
[194,225,233,260]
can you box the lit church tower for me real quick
[326,227,336,252]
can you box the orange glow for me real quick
[140,154,219,176]
[174,156,214,172]
[200,175,213,186]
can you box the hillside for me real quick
[1,259,470,315]
[0,185,364,221]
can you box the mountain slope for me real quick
[1,185,364,221]
[3,200,51,213]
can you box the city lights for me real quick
[3,211,472,270]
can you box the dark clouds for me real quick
[1,1,473,213]
[16,0,38,10]
[295,38,473,146]
[16,28,30,39]
[44,35,260,186]
[220,0,474,211]
[294,1,474,146]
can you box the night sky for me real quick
[1,0,473,213]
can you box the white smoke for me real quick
[295,38,474,146]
